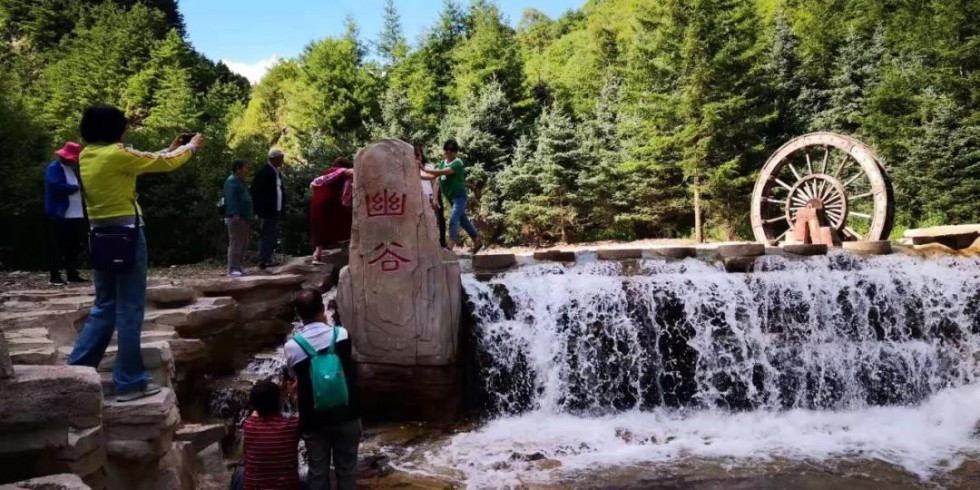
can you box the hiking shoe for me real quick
[49,276,67,286]
[115,383,163,403]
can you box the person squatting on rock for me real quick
[252,147,287,269]
[284,289,361,490]
[67,105,203,402]
[44,141,88,285]
[236,380,301,490]
[224,159,254,277]
[416,144,448,250]
[423,139,482,254]
[309,156,354,264]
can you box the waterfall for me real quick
[464,255,980,415]
[416,254,980,486]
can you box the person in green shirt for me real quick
[424,139,482,254]
[223,159,254,277]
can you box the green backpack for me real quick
[293,327,349,411]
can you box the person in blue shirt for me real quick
[44,142,88,285]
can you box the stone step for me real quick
[103,388,181,464]
[6,336,57,365]
[0,309,87,335]
[143,296,238,338]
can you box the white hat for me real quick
[268,148,284,159]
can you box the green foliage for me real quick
[4,0,980,266]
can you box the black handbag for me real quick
[77,166,141,273]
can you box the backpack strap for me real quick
[327,326,339,354]
[292,334,317,358]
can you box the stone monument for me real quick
[337,139,463,422]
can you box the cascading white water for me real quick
[409,254,980,486]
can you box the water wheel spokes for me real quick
[751,132,894,246]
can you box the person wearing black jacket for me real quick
[284,289,360,490]
[251,148,287,268]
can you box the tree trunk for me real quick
[693,177,703,244]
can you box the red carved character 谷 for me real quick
[367,242,411,272]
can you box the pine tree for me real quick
[765,10,806,140]
[537,106,588,242]
[809,25,885,134]
[578,76,623,238]
[451,1,525,112]
[376,0,407,66]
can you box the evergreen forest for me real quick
[2,0,979,267]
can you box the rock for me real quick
[0,332,13,379]
[596,249,643,260]
[0,365,103,431]
[0,474,91,490]
[534,458,562,471]
[842,240,892,255]
[186,275,305,297]
[509,451,546,462]
[356,363,461,423]
[647,247,697,260]
[723,256,759,273]
[146,286,197,307]
[781,243,829,256]
[912,242,956,256]
[904,224,980,249]
[337,140,462,367]
[237,295,294,323]
[103,389,180,461]
[472,253,517,271]
[175,424,226,453]
[99,342,173,371]
[196,442,226,477]
[241,320,293,342]
[144,297,238,338]
[168,339,206,364]
[532,250,576,262]
[356,453,393,479]
[717,243,766,259]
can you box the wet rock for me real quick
[509,451,547,462]
[723,256,760,273]
[717,243,766,259]
[534,458,563,471]
[597,249,643,260]
[357,453,393,478]
[648,247,698,260]
[0,474,90,490]
[781,243,828,256]
[843,240,893,255]
[472,253,517,271]
[533,250,577,262]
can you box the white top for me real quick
[421,164,435,197]
[284,322,349,374]
[62,164,84,219]
[270,162,283,211]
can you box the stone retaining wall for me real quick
[0,258,336,489]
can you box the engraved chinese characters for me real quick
[337,139,462,367]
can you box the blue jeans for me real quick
[448,196,478,244]
[259,216,279,265]
[68,229,149,394]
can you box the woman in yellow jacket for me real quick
[67,105,204,402]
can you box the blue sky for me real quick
[182,0,583,83]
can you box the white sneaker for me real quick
[229,270,245,278]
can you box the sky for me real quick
[181,0,584,84]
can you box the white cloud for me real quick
[221,56,281,84]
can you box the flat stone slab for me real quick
[904,224,980,249]
[647,247,697,260]
[533,250,577,262]
[99,342,172,371]
[472,254,517,270]
[0,474,91,490]
[186,274,306,295]
[717,243,766,259]
[842,240,892,255]
[175,423,226,452]
[0,365,103,431]
[781,244,829,256]
[146,285,197,306]
[144,297,237,337]
[596,249,643,260]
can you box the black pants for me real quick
[48,218,87,279]
[435,194,447,249]
[303,418,361,490]
[258,216,280,266]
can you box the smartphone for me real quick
[178,132,196,145]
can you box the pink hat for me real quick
[55,142,83,162]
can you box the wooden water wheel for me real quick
[750,132,894,245]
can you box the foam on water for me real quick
[417,253,980,486]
